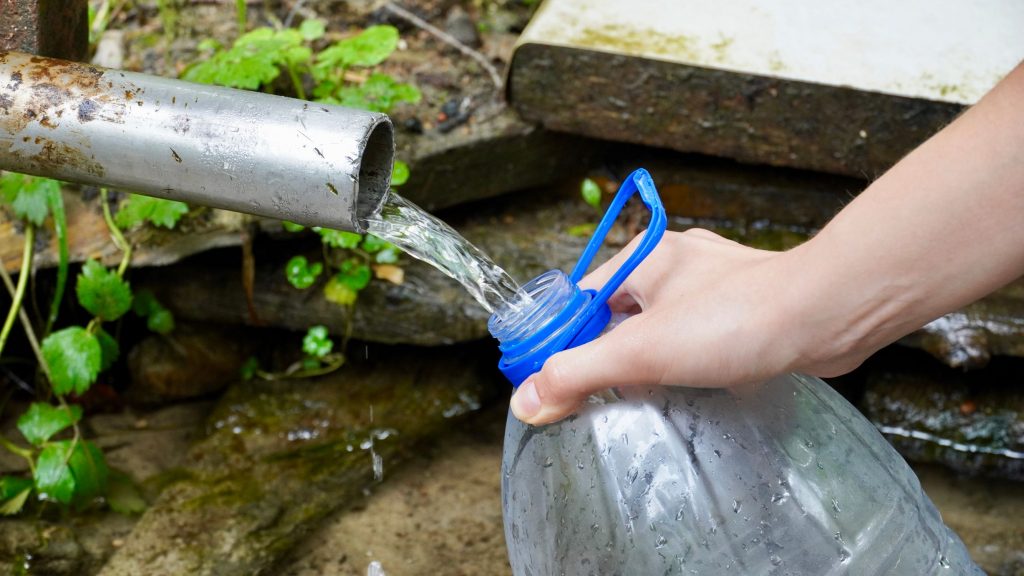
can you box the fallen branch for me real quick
[383,2,505,94]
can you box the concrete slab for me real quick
[509,0,1024,176]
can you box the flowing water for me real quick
[364,190,530,318]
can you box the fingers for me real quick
[509,317,659,425]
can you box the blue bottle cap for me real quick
[490,168,668,386]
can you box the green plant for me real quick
[239,325,344,381]
[0,174,184,515]
[567,178,603,237]
[184,22,420,113]
[186,19,418,376]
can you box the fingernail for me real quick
[511,380,541,421]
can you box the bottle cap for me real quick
[489,168,667,386]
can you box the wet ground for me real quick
[283,399,1023,576]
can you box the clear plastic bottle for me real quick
[488,169,982,576]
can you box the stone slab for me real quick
[509,0,1024,177]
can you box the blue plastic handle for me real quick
[569,168,667,312]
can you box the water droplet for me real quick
[655,536,668,549]
[675,507,685,521]
[542,456,553,468]
[769,554,782,566]
[621,433,629,446]
[839,548,852,563]
[939,555,951,568]
[626,466,640,484]
[831,498,842,514]
[372,452,383,481]
[732,499,741,513]
[771,492,789,505]
[576,458,584,470]
[713,449,722,458]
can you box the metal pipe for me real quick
[0,51,394,232]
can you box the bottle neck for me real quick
[488,270,590,364]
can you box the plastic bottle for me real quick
[488,169,982,575]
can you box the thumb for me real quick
[510,318,658,425]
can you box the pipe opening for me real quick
[355,118,395,231]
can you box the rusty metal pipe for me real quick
[0,51,394,232]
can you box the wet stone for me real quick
[862,353,1024,481]
[126,323,260,404]
[98,343,499,576]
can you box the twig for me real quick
[383,2,505,93]
[282,0,309,29]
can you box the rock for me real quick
[126,323,259,404]
[862,355,1024,481]
[89,402,213,487]
[899,280,1024,369]
[99,342,499,576]
[135,184,609,345]
[398,109,605,212]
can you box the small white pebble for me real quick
[858,130,868,139]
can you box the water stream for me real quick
[364,190,531,319]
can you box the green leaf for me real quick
[76,259,133,321]
[0,172,58,225]
[390,160,410,186]
[115,194,189,229]
[95,328,120,372]
[315,25,399,73]
[581,178,602,209]
[330,73,420,113]
[132,289,174,334]
[324,259,371,306]
[281,221,305,233]
[34,442,75,504]
[375,248,400,264]
[0,476,32,516]
[76,260,133,321]
[302,325,333,358]
[147,308,175,335]
[323,276,357,306]
[132,289,160,317]
[42,327,102,396]
[362,235,400,264]
[0,476,32,501]
[17,403,82,446]
[66,440,108,503]
[285,255,323,289]
[566,223,597,237]
[337,259,371,291]
[183,27,310,90]
[299,18,326,41]
[317,228,362,249]
[240,356,260,380]
[360,234,388,253]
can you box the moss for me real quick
[571,24,700,62]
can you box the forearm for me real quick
[786,61,1024,372]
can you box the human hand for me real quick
[509,228,808,425]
